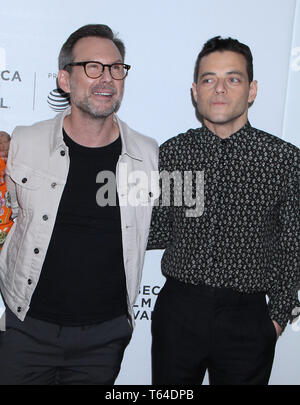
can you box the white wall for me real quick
[0,0,299,385]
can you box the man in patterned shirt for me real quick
[148,36,300,385]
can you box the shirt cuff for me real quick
[268,294,300,331]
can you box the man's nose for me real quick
[215,78,227,94]
[99,65,114,82]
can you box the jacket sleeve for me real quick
[147,143,174,250]
[267,152,300,330]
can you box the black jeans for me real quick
[0,308,132,385]
[152,277,277,385]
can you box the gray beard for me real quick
[71,95,121,119]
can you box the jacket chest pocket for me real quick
[10,166,44,210]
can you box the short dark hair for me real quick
[58,24,126,70]
[193,36,253,83]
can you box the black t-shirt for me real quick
[28,130,127,326]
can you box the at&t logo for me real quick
[47,88,70,112]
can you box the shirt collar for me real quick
[199,121,252,144]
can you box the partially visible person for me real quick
[0,132,13,249]
[0,131,10,163]
[148,36,300,385]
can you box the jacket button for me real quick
[42,215,48,221]
[51,182,57,189]
[28,279,32,285]
[60,150,66,156]
[149,191,153,197]
[17,307,21,312]
[34,248,39,254]
[22,178,27,183]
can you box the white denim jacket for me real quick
[0,107,159,324]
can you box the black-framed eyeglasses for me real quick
[63,61,131,80]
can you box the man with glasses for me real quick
[0,24,158,385]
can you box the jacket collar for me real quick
[114,115,142,161]
[50,107,70,155]
[50,106,142,161]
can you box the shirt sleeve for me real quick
[147,143,174,250]
[267,153,300,330]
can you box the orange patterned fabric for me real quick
[0,157,13,250]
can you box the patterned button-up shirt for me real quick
[147,122,300,329]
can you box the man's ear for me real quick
[57,69,70,94]
[248,80,258,104]
[192,82,198,104]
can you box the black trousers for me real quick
[0,308,132,385]
[152,277,277,385]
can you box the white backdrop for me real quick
[0,0,299,385]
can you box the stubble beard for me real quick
[69,79,123,119]
[71,94,122,119]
